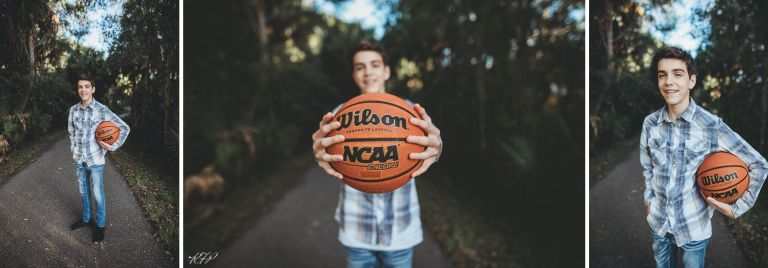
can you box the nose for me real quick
[662,77,673,86]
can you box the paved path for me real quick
[590,148,746,267]
[212,165,451,267]
[0,137,173,267]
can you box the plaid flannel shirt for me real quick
[640,98,768,246]
[68,99,130,166]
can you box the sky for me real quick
[313,0,395,39]
[62,1,123,54]
[644,0,713,56]
[74,0,390,52]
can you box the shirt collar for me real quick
[658,97,697,124]
[79,98,98,110]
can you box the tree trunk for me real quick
[18,27,37,112]
[761,67,768,152]
[476,65,487,151]
[245,0,271,124]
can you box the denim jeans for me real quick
[76,162,106,228]
[345,247,413,268]
[650,230,709,268]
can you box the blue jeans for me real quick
[345,247,413,268]
[650,230,709,268]
[76,162,106,228]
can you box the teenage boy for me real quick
[311,41,442,267]
[67,74,130,243]
[641,47,768,267]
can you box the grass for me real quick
[108,145,179,261]
[0,130,65,184]
[729,201,768,267]
[183,155,311,257]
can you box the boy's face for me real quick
[656,58,696,107]
[77,80,95,102]
[352,50,390,93]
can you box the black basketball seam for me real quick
[700,174,750,192]
[344,138,407,142]
[340,162,369,167]
[333,100,427,137]
[344,160,423,182]
[337,100,417,117]
[330,159,423,183]
[695,165,748,177]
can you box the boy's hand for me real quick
[406,103,442,178]
[705,197,734,218]
[312,112,345,180]
[98,140,114,151]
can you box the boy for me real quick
[640,47,768,267]
[67,74,130,243]
[311,41,442,267]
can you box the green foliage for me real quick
[28,112,52,137]
[99,0,179,167]
[1,120,22,145]
[184,0,361,178]
[590,69,658,155]
[696,0,768,155]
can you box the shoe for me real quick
[70,220,91,230]
[93,227,105,243]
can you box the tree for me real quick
[0,0,58,111]
[696,0,768,154]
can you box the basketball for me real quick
[95,121,120,145]
[696,151,749,203]
[326,92,426,193]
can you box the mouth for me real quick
[363,79,377,86]
[663,89,679,95]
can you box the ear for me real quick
[689,74,697,89]
[384,65,391,81]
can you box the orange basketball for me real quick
[326,92,426,193]
[696,151,749,203]
[95,121,120,145]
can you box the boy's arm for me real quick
[104,109,131,151]
[68,108,76,154]
[639,121,655,209]
[718,119,768,218]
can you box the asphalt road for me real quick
[207,165,451,267]
[590,148,746,267]
[0,137,173,267]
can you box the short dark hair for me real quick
[76,73,94,87]
[650,47,696,82]
[351,40,388,65]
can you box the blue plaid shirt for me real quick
[640,98,768,246]
[68,99,130,166]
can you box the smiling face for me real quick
[352,50,390,94]
[656,58,696,108]
[77,80,95,103]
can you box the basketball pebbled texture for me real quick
[96,121,121,145]
[326,92,426,193]
[696,151,750,203]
